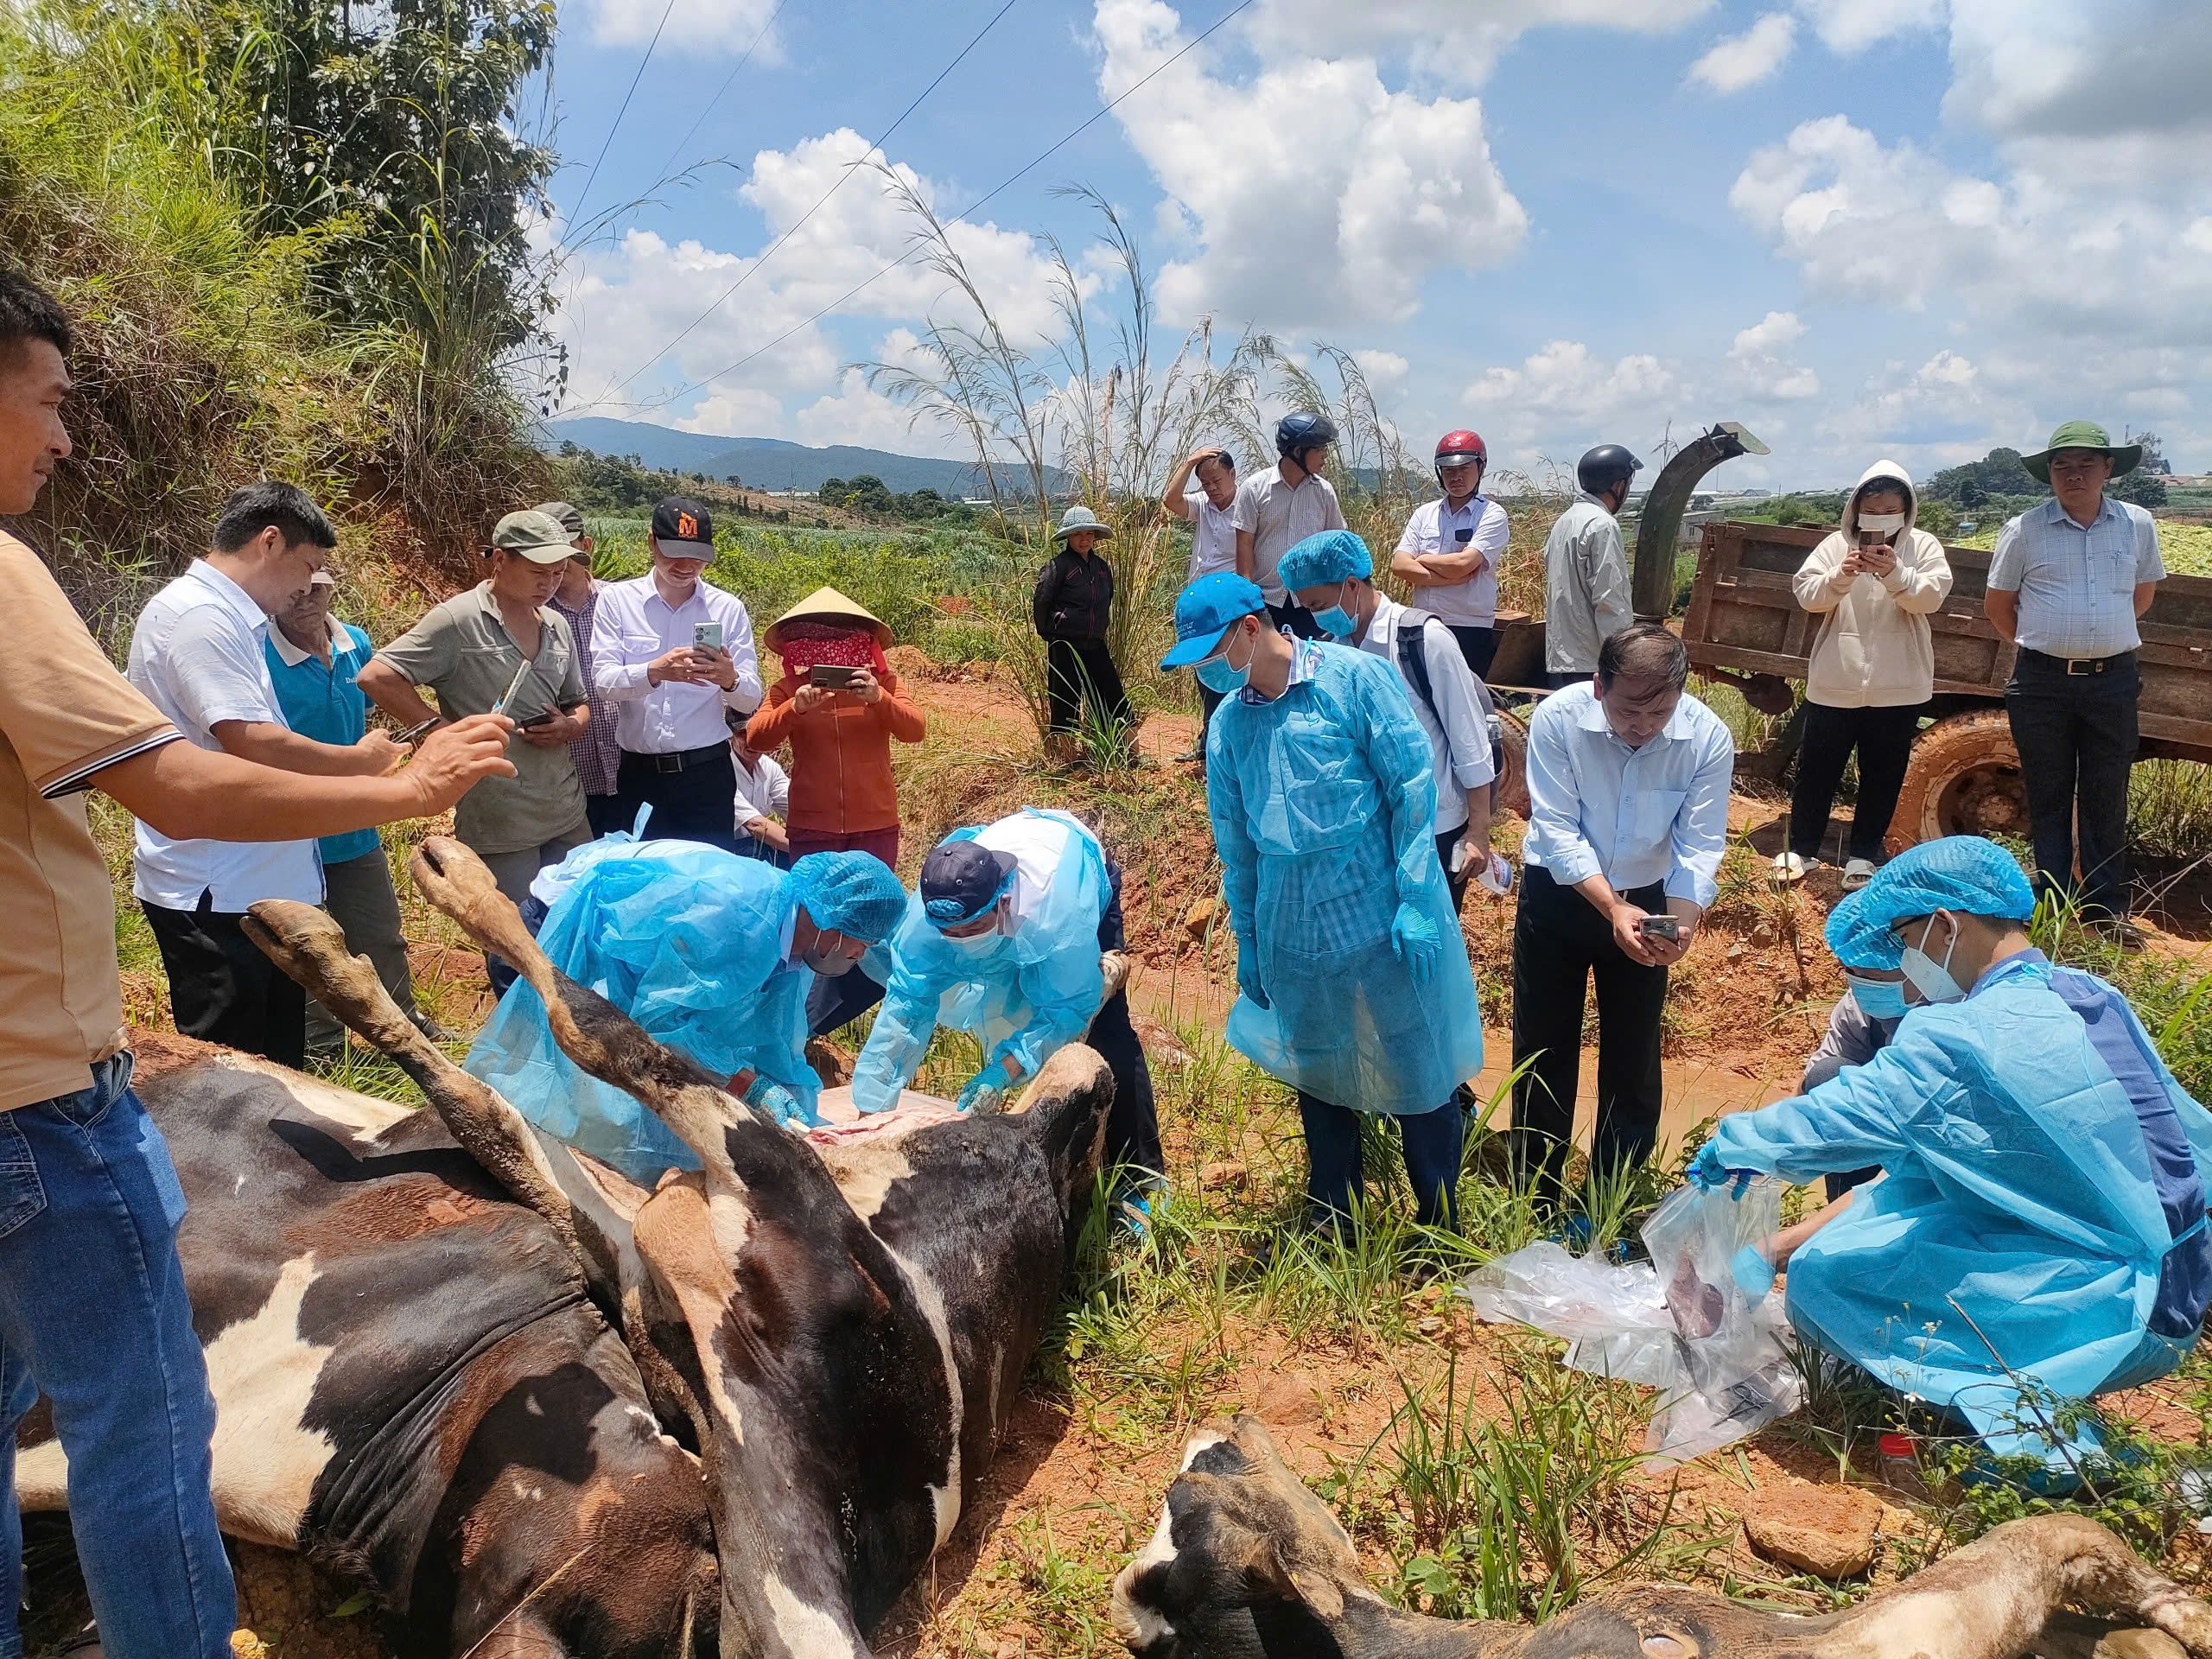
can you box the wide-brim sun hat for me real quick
[1052,505,1114,544]
[2021,420,2143,485]
[763,585,893,653]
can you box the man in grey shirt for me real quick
[358,510,592,984]
[1985,420,2166,929]
[1541,443,1642,685]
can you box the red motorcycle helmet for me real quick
[1434,430,1487,491]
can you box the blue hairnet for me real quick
[788,850,908,941]
[1823,887,1904,970]
[1853,837,2036,959]
[1275,529,1373,591]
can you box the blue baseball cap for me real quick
[1160,571,1266,668]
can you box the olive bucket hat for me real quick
[2021,420,2143,485]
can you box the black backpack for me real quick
[1392,607,1503,808]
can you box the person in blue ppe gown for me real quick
[847,808,1165,1195]
[1692,836,2212,1470]
[465,841,907,1184]
[1160,570,1485,1235]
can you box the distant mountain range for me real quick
[541,416,1058,498]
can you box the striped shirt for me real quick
[548,581,621,796]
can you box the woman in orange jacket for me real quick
[746,587,926,868]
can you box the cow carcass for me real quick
[18,836,1111,1657]
[1115,1416,2212,1659]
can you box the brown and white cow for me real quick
[19,837,1113,1657]
[1114,1415,2212,1659]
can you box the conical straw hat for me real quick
[764,586,893,652]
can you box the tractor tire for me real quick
[1886,709,2031,855]
[1495,708,1530,821]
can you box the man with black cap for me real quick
[590,495,762,850]
[539,499,625,836]
[1986,420,2167,931]
[842,809,1165,1217]
[1541,443,1642,689]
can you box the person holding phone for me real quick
[1511,625,1733,1214]
[358,509,593,987]
[746,587,924,868]
[1390,431,1511,678]
[1777,461,1952,889]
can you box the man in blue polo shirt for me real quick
[1986,420,2166,931]
[266,571,449,1048]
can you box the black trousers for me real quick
[584,792,626,836]
[1508,866,1669,1205]
[1266,601,1325,641]
[2005,652,2139,919]
[1044,637,1132,734]
[613,746,741,854]
[1443,624,1497,681]
[807,854,1164,1179]
[1789,701,1922,862]
[141,890,307,1068]
[1433,826,1474,912]
[1298,1093,1463,1232]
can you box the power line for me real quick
[624,0,1254,414]
[593,0,1022,404]
[565,0,680,238]
[644,0,791,204]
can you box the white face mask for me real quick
[1857,512,1906,534]
[1898,912,1967,1005]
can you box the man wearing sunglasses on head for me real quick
[1391,431,1510,679]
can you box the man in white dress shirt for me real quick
[1162,443,1240,758]
[1391,430,1511,679]
[127,482,408,1065]
[1510,624,1733,1209]
[1232,412,1345,639]
[591,495,763,851]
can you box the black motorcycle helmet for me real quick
[1275,411,1338,467]
[1576,443,1643,497]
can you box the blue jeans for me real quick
[1297,1092,1464,1232]
[0,1056,234,1659]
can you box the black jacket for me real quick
[1033,545,1115,641]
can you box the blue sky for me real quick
[537,1,2212,489]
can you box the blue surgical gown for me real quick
[850,809,1111,1113]
[1205,643,1484,1116]
[1709,950,2212,1461]
[465,839,817,1184]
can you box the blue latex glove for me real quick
[741,1072,806,1131]
[955,1070,1007,1116]
[1389,903,1440,984]
[1235,935,1270,1011]
[1687,1143,1757,1198]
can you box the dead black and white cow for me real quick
[17,836,1112,1656]
[1115,1415,2212,1659]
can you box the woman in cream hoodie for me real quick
[1777,460,1953,888]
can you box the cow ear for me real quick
[1241,1535,1344,1620]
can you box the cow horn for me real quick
[405,836,756,1180]
[240,899,585,1260]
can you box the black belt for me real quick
[620,741,728,774]
[2020,647,2136,677]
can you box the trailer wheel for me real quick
[1495,709,1530,821]
[1887,709,2029,854]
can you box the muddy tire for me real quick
[1887,709,2030,854]
[1495,709,1530,821]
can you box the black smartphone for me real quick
[810,664,857,689]
[519,711,555,728]
[1638,915,1681,941]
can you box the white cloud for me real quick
[674,389,785,438]
[1238,0,1717,88]
[1790,0,1942,54]
[588,0,784,55]
[1352,349,1411,397]
[1688,13,1797,92]
[1094,0,1529,328]
[1726,310,1821,400]
[791,369,963,454]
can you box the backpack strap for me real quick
[1394,607,1503,810]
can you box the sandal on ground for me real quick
[1840,857,1877,891]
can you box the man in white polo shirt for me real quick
[1392,429,1511,679]
[592,495,763,850]
[128,482,409,1066]
[1162,443,1240,758]
[1232,411,1344,639]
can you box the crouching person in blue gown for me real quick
[1161,568,1484,1237]
[1692,835,2212,1473]
[463,838,907,1184]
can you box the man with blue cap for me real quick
[465,843,907,1183]
[1162,571,1485,1236]
[1692,835,2212,1469]
[847,809,1164,1201]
